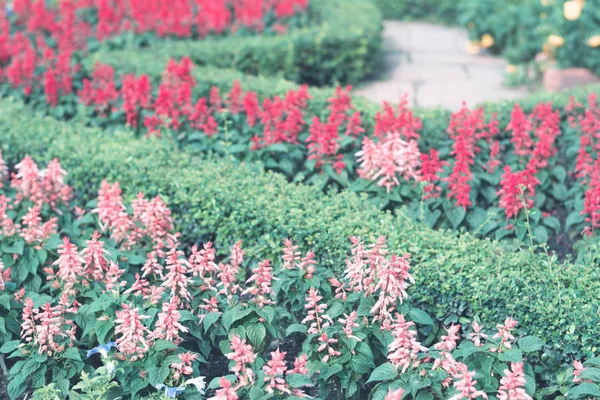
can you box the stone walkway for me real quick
[355,21,530,111]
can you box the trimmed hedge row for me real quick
[372,0,458,24]
[97,0,383,86]
[2,98,599,372]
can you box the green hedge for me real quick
[2,98,599,371]
[97,0,383,86]
[372,0,458,23]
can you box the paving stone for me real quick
[358,21,530,109]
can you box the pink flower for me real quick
[507,104,533,157]
[289,354,308,375]
[208,376,239,400]
[339,311,361,341]
[282,239,300,269]
[171,352,197,381]
[188,242,218,289]
[388,314,427,373]
[242,259,274,308]
[39,158,72,207]
[263,349,290,394]
[448,363,488,400]
[20,205,57,246]
[81,231,109,281]
[467,321,488,347]
[493,317,518,351]
[229,240,244,269]
[0,260,10,291]
[317,332,340,363]
[301,287,332,334]
[226,335,256,376]
[434,324,461,352]
[131,193,173,244]
[162,239,192,302]
[497,161,539,220]
[150,296,188,343]
[104,261,126,293]
[497,362,532,400]
[573,360,585,383]
[356,135,421,192]
[384,388,406,400]
[47,237,85,294]
[115,303,151,361]
[11,156,43,205]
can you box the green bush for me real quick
[94,0,383,86]
[1,98,599,374]
[372,0,458,23]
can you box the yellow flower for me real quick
[588,35,600,47]
[540,0,548,5]
[467,41,481,55]
[506,64,517,74]
[564,0,584,20]
[548,34,565,47]
[481,34,495,48]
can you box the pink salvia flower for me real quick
[104,261,126,294]
[573,360,585,383]
[317,332,341,363]
[384,388,406,400]
[282,238,301,269]
[388,314,427,373]
[188,242,218,289]
[493,317,518,351]
[242,259,274,308]
[448,363,488,400]
[150,295,188,343]
[171,352,197,381]
[230,240,244,269]
[209,376,239,400]
[162,239,192,302]
[0,260,10,291]
[289,354,308,375]
[49,237,85,295]
[370,252,414,327]
[301,287,332,334]
[81,231,109,281]
[356,135,421,192]
[114,303,151,361]
[227,335,256,376]
[263,349,290,394]
[11,156,43,205]
[39,158,72,207]
[434,324,461,352]
[497,362,532,400]
[339,311,361,341]
[467,321,488,347]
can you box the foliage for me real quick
[0,154,589,399]
[1,99,600,379]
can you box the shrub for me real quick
[1,98,600,378]
[372,0,458,24]
[1,152,582,399]
[88,0,384,86]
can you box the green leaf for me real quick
[95,319,114,344]
[552,183,568,201]
[533,226,548,244]
[326,302,344,319]
[257,306,276,324]
[0,340,20,354]
[517,336,544,353]
[2,240,24,255]
[286,324,308,336]
[498,349,523,363]
[153,339,177,352]
[567,382,600,398]
[7,377,27,399]
[246,323,266,347]
[202,312,221,333]
[408,309,434,325]
[286,374,313,389]
[443,201,466,229]
[63,347,81,361]
[579,367,600,382]
[147,366,170,386]
[367,362,397,383]
[321,364,343,381]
